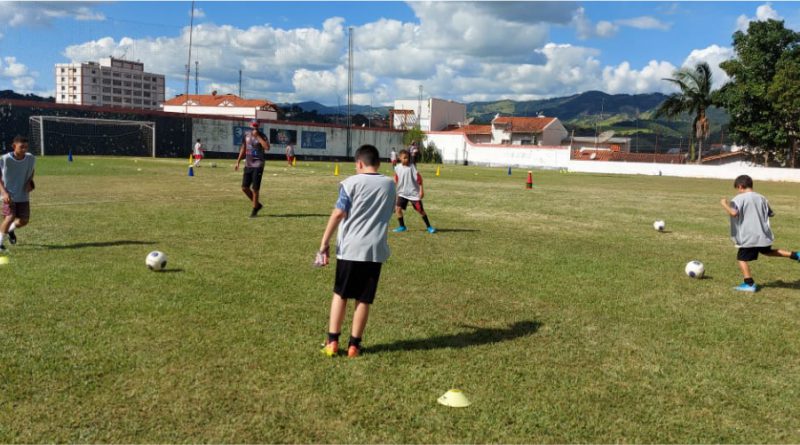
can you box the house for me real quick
[163,92,278,120]
[490,116,569,146]
[391,98,466,131]
[569,136,631,152]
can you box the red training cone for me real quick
[525,170,533,189]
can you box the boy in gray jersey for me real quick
[317,144,396,358]
[0,136,36,253]
[392,149,436,233]
[720,175,799,292]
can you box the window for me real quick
[102,71,110,76]
[71,77,76,82]
[133,82,141,88]
[112,88,121,94]
[133,90,141,96]
[143,91,151,97]
[102,87,111,93]
[92,78,97,83]
[123,89,131,95]
[61,86,65,91]
[143,76,149,81]
[123,81,131,87]
[61,94,65,99]
[71,95,76,99]
[91,96,97,100]
[112,97,122,102]
[91,70,96,74]
[133,98,142,104]
[102,95,111,101]
[61,77,65,82]
[124,73,131,79]
[112,72,120,77]
[71,68,76,72]
[60,68,65,73]
[124,98,131,103]
[102,79,111,85]
[112,80,121,86]
[134,75,141,80]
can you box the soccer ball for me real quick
[685,260,704,279]
[653,220,665,232]
[146,251,168,271]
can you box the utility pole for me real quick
[194,60,199,95]
[238,70,242,97]
[346,26,353,157]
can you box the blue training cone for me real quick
[507,166,512,175]
[188,166,194,177]
[68,150,73,162]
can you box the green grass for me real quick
[2,156,800,442]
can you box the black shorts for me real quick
[396,196,424,213]
[738,246,774,262]
[334,259,383,304]
[242,166,264,190]
[2,201,30,220]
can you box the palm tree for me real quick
[654,62,714,163]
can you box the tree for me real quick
[717,19,800,166]
[654,62,714,163]
[403,127,426,147]
[767,48,800,167]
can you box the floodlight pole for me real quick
[346,26,353,158]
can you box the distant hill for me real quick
[0,90,54,102]
[281,101,390,116]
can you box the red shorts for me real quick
[193,154,203,160]
[3,201,30,220]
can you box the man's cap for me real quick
[250,119,259,127]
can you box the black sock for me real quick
[744,278,755,286]
[349,336,362,348]
[791,251,799,260]
[422,215,431,228]
[398,217,405,227]
[327,332,340,343]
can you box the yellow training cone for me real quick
[437,389,471,408]
[188,153,193,166]
[334,163,340,176]
[435,166,441,177]
[292,157,297,167]
[0,256,9,265]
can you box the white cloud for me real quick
[602,60,678,94]
[616,16,671,31]
[737,3,782,32]
[595,21,619,38]
[192,8,206,19]
[682,45,735,88]
[0,2,104,27]
[0,56,41,95]
[1,57,27,77]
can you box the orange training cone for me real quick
[526,170,533,189]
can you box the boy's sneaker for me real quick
[347,344,361,358]
[0,244,6,253]
[249,203,263,218]
[392,226,407,233]
[734,282,758,293]
[321,340,339,357]
[8,230,16,245]
[426,226,437,234]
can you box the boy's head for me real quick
[12,135,28,156]
[196,138,201,142]
[734,174,753,191]
[398,149,410,165]
[354,144,380,172]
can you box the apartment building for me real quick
[55,57,165,110]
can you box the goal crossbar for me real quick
[29,116,156,157]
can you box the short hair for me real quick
[734,175,753,189]
[354,144,380,166]
[12,135,28,145]
[398,149,409,156]
[196,138,201,142]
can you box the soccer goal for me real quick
[29,116,156,157]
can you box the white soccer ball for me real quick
[653,220,665,232]
[146,251,168,271]
[685,260,704,279]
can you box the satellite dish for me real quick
[465,117,474,125]
[597,130,615,143]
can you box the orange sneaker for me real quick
[347,344,361,358]
[321,340,339,357]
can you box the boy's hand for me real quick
[720,198,728,206]
[234,162,240,171]
[1,192,10,204]
[314,245,330,267]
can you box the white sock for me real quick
[0,233,4,245]
[8,222,16,232]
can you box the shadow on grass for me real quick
[157,268,184,273]
[269,213,329,218]
[367,320,541,354]
[762,279,800,290]
[434,228,480,233]
[36,240,156,250]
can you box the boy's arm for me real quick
[720,198,738,217]
[26,170,35,193]
[0,171,9,204]
[234,143,246,171]
[417,171,424,199]
[318,209,346,266]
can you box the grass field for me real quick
[2,156,800,442]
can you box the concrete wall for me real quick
[426,130,800,182]
[192,117,404,159]
[429,99,466,131]
[163,106,278,120]
[542,120,569,146]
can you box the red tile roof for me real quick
[441,124,492,134]
[493,116,555,133]
[164,94,277,110]
[701,151,747,163]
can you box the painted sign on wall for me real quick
[269,129,297,146]
[301,130,327,149]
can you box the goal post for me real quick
[28,116,156,157]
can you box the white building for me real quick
[490,116,569,146]
[55,57,165,110]
[163,92,278,120]
[391,98,466,131]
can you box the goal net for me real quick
[29,116,156,157]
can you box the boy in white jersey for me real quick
[392,149,436,234]
[317,144,396,358]
[192,138,204,168]
[0,136,36,253]
[720,175,799,292]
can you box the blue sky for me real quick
[1,1,798,105]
